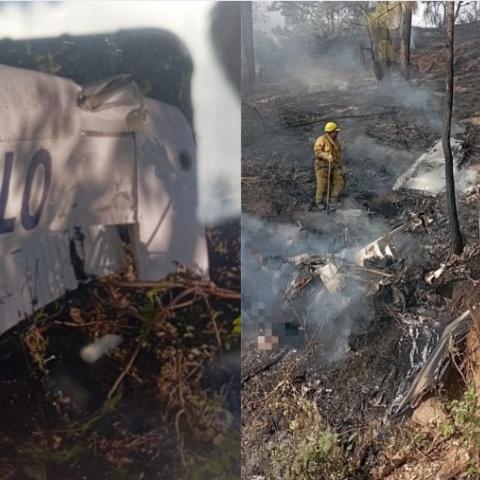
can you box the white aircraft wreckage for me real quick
[0,64,208,333]
[393,137,478,198]
[280,214,423,300]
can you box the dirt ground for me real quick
[242,22,480,480]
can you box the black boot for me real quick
[312,200,324,211]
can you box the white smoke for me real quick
[80,334,123,363]
[242,212,397,359]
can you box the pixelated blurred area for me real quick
[243,291,305,352]
[258,321,305,351]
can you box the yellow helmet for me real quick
[324,121,340,133]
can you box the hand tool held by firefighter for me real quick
[325,160,332,215]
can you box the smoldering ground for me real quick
[241,211,431,362]
[244,27,454,214]
[243,8,480,478]
[242,13,474,365]
[254,22,445,122]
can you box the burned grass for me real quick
[241,227,480,479]
[242,344,356,480]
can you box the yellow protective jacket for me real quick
[314,134,342,168]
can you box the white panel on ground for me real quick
[134,98,208,280]
[393,138,478,197]
[48,135,136,230]
[0,255,25,332]
[0,66,138,257]
[0,65,80,143]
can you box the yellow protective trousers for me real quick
[315,161,344,204]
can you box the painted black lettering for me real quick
[0,152,16,234]
[21,149,52,231]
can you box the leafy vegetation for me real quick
[448,385,480,449]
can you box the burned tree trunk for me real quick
[241,1,255,94]
[442,0,464,255]
[400,4,412,80]
[454,1,463,22]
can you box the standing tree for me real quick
[268,2,362,42]
[442,0,464,254]
[358,2,397,81]
[399,2,416,80]
[361,1,417,81]
[424,1,445,27]
[241,1,255,94]
[424,1,463,27]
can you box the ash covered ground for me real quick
[242,22,480,480]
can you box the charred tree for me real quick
[455,1,463,23]
[400,3,413,80]
[241,1,255,94]
[442,0,464,255]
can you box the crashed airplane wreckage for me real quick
[267,213,425,302]
[256,136,479,412]
[393,137,477,199]
[395,308,475,414]
[276,199,479,416]
[0,64,208,334]
[265,214,478,415]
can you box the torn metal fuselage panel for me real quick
[393,138,478,199]
[354,215,422,267]
[395,309,473,415]
[0,64,207,333]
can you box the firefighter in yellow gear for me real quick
[314,121,344,207]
